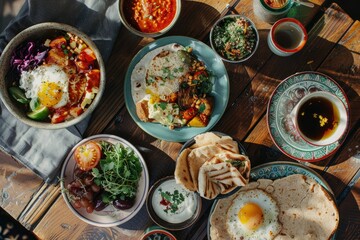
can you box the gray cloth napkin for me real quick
[0,0,121,182]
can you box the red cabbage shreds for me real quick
[10,41,49,73]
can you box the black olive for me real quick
[113,197,135,210]
[94,198,108,212]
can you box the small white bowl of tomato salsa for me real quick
[210,15,259,63]
[119,0,181,38]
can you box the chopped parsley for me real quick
[159,188,185,214]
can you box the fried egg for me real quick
[19,64,69,108]
[226,189,282,240]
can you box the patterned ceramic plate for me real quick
[60,134,149,227]
[207,161,336,240]
[267,71,350,161]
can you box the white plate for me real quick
[60,134,149,227]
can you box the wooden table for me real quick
[0,0,359,239]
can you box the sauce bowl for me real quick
[118,0,181,38]
[210,15,259,63]
[146,176,202,230]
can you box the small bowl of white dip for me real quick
[146,176,202,230]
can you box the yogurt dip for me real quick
[151,178,197,224]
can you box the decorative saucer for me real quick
[267,71,350,161]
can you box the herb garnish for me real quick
[226,160,245,168]
[159,188,185,214]
[92,141,142,203]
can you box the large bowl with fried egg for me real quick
[0,22,105,129]
[118,0,181,38]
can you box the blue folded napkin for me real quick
[0,0,121,182]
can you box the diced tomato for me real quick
[46,48,67,66]
[182,107,198,120]
[49,36,67,49]
[51,108,69,124]
[78,48,96,62]
[69,106,84,117]
[199,113,210,125]
[75,60,91,71]
[86,69,100,91]
[74,142,101,171]
[194,70,208,80]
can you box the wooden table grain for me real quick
[0,0,359,239]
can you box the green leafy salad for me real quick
[93,141,143,202]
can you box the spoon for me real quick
[274,0,314,8]
[293,0,315,8]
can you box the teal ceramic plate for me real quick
[267,71,350,162]
[124,36,229,142]
[207,161,336,239]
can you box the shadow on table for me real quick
[165,0,223,39]
[321,170,359,239]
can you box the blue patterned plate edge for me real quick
[207,161,337,240]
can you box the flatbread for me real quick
[209,193,237,240]
[174,148,196,191]
[210,174,339,240]
[198,162,247,199]
[272,175,339,240]
[187,144,224,190]
[175,132,251,198]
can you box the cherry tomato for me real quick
[182,107,198,120]
[74,142,101,171]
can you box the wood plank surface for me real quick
[3,1,358,240]
[0,151,43,220]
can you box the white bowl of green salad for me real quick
[210,15,259,63]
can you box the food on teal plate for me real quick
[209,174,339,240]
[64,140,142,213]
[146,176,201,230]
[131,43,214,129]
[151,178,198,224]
[210,15,258,62]
[7,32,101,123]
[174,132,251,199]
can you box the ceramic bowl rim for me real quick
[209,14,259,63]
[0,22,105,129]
[270,17,308,53]
[118,0,182,38]
[146,175,202,231]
